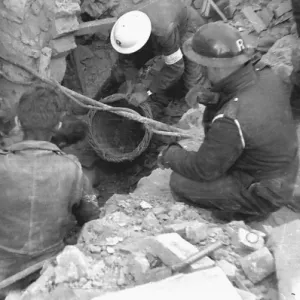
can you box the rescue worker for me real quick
[290,0,300,115]
[158,22,299,222]
[95,0,207,115]
[0,85,100,296]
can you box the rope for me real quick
[0,56,197,139]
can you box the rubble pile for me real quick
[2,0,300,299]
[0,0,81,110]
[21,162,284,300]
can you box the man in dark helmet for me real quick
[157,21,299,222]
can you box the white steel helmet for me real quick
[110,11,152,54]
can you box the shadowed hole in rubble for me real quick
[59,55,162,209]
[59,36,188,213]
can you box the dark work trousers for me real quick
[169,159,299,222]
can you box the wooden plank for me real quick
[75,18,116,37]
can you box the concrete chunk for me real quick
[185,222,208,244]
[164,221,206,238]
[146,233,215,271]
[242,7,267,33]
[75,18,116,37]
[274,2,292,18]
[128,253,150,284]
[50,35,77,58]
[52,16,79,38]
[239,247,275,284]
[55,0,81,18]
[92,267,242,300]
[257,8,274,27]
[268,220,300,300]
[216,260,237,281]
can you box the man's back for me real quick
[0,140,85,255]
[235,68,298,179]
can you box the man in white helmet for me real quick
[94,0,206,116]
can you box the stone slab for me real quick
[92,267,242,300]
[145,233,215,271]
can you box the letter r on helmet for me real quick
[236,39,245,52]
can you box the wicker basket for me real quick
[88,98,153,162]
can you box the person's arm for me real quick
[72,174,100,226]
[148,28,184,93]
[115,53,141,82]
[163,116,245,181]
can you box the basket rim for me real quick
[88,101,153,162]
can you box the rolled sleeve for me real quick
[164,117,244,181]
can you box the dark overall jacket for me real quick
[165,63,299,213]
[115,0,205,93]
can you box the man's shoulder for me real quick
[63,153,82,168]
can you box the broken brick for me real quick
[128,253,150,283]
[50,35,77,58]
[239,247,275,284]
[185,222,208,244]
[56,246,90,278]
[75,18,117,37]
[142,212,160,230]
[51,16,79,38]
[216,260,237,281]
[146,233,215,271]
[242,7,267,33]
[55,0,81,18]
[164,221,197,236]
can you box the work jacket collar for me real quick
[7,140,60,152]
[211,62,258,99]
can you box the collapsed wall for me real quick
[0,0,80,114]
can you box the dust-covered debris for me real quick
[239,247,276,284]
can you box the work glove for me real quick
[185,85,220,109]
[157,143,182,169]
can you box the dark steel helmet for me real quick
[183,21,251,67]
